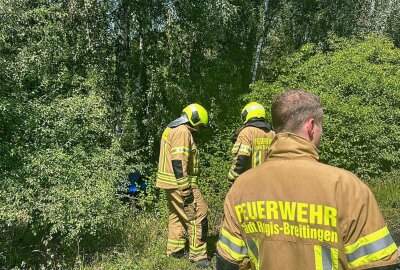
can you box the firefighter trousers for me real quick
[165,187,208,261]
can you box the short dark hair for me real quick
[271,89,323,133]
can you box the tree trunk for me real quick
[251,0,270,84]
[382,0,395,31]
[134,22,151,152]
[134,30,145,138]
[114,0,130,139]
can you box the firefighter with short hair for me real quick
[156,103,211,268]
[217,89,399,270]
[227,102,275,185]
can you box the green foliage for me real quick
[257,0,400,82]
[119,0,267,157]
[251,35,400,178]
[0,93,136,267]
[198,127,234,234]
[0,2,134,267]
[33,95,112,151]
[1,0,400,268]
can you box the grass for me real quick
[365,170,400,244]
[79,213,220,270]
[78,188,225,270]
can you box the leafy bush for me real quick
[0,94,135,268]
[250,36,400,178]
[198,126,234,235]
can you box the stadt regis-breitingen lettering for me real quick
[253,138,273,151]
[234,200,338,243]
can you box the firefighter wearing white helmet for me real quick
[227,102,275,185]
[156,103,211,268]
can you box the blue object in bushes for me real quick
[118,171,147,195]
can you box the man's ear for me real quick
[306,118,315,140]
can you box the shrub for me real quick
[198,126,234,234]
[250,36,400,178]
[0,94,134,268]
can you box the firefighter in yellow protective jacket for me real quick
[227,102,275,185]
[216,89,399,270]
[156,104,211,268]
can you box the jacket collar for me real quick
[245,118,271,130]
[268,132,319,161]
[231,118,272,143]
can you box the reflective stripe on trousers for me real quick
[165,188,208,262]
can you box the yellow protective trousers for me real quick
[165,187,208,261]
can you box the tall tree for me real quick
[252,0,270,83]
[113,0,131,138]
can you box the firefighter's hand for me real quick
[182,191,194,206]
[184,202,197,221]
[181,189,196,221]
[183,193,194,206]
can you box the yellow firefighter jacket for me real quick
[228,121,275,183]
[217,132,399,270]
[156,124,199,190]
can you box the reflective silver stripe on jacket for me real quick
[346,233,395,263]
[219,234,248,256]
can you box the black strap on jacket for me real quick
[234,155,250,174]
[172,160,184,179]
[231,118,272,143]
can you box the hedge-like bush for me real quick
[250,36,400,178]
[0,94,134,267]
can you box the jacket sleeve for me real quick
[170,128,191,191]
[216,193,250,269]
[227,130,252,183]
[343,184,399,269]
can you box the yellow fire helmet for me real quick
[182,103,209,127]
[241,102,266,124]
